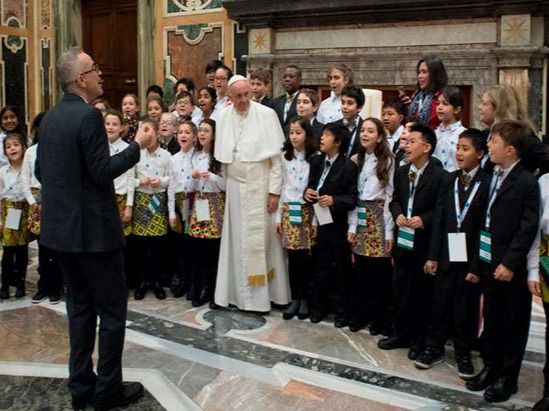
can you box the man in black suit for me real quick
[304,122,358,326]
[37,47,152,411]
[379,123,448,359]
[335,84,365,157]
[272,65,301,129]
[465,120,540,403]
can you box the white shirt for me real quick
[275,150,310,224]
[348,153,395,239]
[528,173,549,281]
[387,125,404,152]
[216,95,230,111]
[110,138,136,205]
[168,148,195,219]
[135,147,171,195]
[191,106,203,127]
[317,92,342,124]
[191,150,226,193]
[283,91,298,123]
[21,144,40,205]
[0,132,8,169]
[433,121,467,172]
[0,164,24,202]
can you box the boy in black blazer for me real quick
[465,120,540,403]
[379,123,449,358]
[415,129,489,378]
[305,122,358,326]
[335,84,365,158]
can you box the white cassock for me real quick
[214,101,290,311]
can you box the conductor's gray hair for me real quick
[56,47,83,92]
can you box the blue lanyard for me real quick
[454,178,481,232]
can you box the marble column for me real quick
[138,0,156,109]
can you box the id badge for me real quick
[448,232,467,262]
[357,206,367,227]
[195,199,210,222]
[288,202,302,225]
[5,208,22,230]
[479,230,492,263]
[397,227,415,250]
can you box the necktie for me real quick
[408,169,417,183]
[460,173,472,189]
[326,160,331,169]
[286,94,293,103]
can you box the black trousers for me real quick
[36,241,63,295]
[311,240,352,315]
[352,255,392,326]
[426,263,481,354]
[132,235,166,286]
[481,264,531,385]
[192,238,219,293]
[288,249,312,300]
[392,252,434,345]
[172,232,194,288]
[1,244,28,289]
[56,250,127,401]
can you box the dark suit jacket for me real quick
[311,117,324,148]
[260,96,275,110]
[428,167,490,271]
[37,93,141,253]
[273,93,298,128]
[390,160,449,259]
[306,153,358,244]
[335,117,363,157]
[472,162,539,278]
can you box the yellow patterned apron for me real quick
[131,191,168,236]
[1,199,30,246]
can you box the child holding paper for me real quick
[188,119,225,308]
[0,133,30,299]
[379,123,448,359]
[415,129,489,377]
[304,122,357,326]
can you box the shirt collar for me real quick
[462,165,480,180]
[294,149,305,160]
[326,153,339,165]
[390,125,404,141]
[439,121,462,133]
[410,161,429,175]
[495,159,520,180]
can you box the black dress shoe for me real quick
[14,286,25,298]
[186,285,197,301]
[152,284,166,300]
[72,394,93,410]
[369,323,384,336]
[407,345,423,361]
[0,288,10,299]
[465,366,497,391]
[134,284,147,300]
[483,377,518,403]
[309,311,325,324]
[334,315,349,329]
[349,319,366,333]
[533,395,549,411]
[209,301,219,310]
[377,335,410,350]
[283,300,300,320]
[94,382,144,411]
[192,289,208,307]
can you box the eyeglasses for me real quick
[79,63,100,76]
[159,120,175,126]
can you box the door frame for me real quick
[54,0,155,106]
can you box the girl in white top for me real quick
[167,120,196,300]
[0,133,30,299]
[131,118,171,301]
[275,117,318,321]
[347,117,395,334]
[316,64,354,124]
[22,112,63,303]
[433,86,467,172]
[188,119,226,308]
[105,110,135,237]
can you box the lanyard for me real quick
[454,178,481,232]
[406,176,418,218]
[485,172,503,230]
[316,160,332,191]
[347,127,357,157]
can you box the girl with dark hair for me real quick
[0,132,29,299]
[403,55,448,129]
[347,117,395,333]
[0,106,25,168]
[276,116,318,320]
[188,119,226,308]
[197,86,219,121]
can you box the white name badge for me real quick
[313,203,333,226]
[448,232,468,262]
[479,230,492,263]
[180,198,190,222]
[396,227,415,250]
[5,208,21,230]
[195,199,210,222]
[288,202,302,225]
[357,206,367,227]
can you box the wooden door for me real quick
[82,0,137,111]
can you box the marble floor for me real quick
[0,242,544,410]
